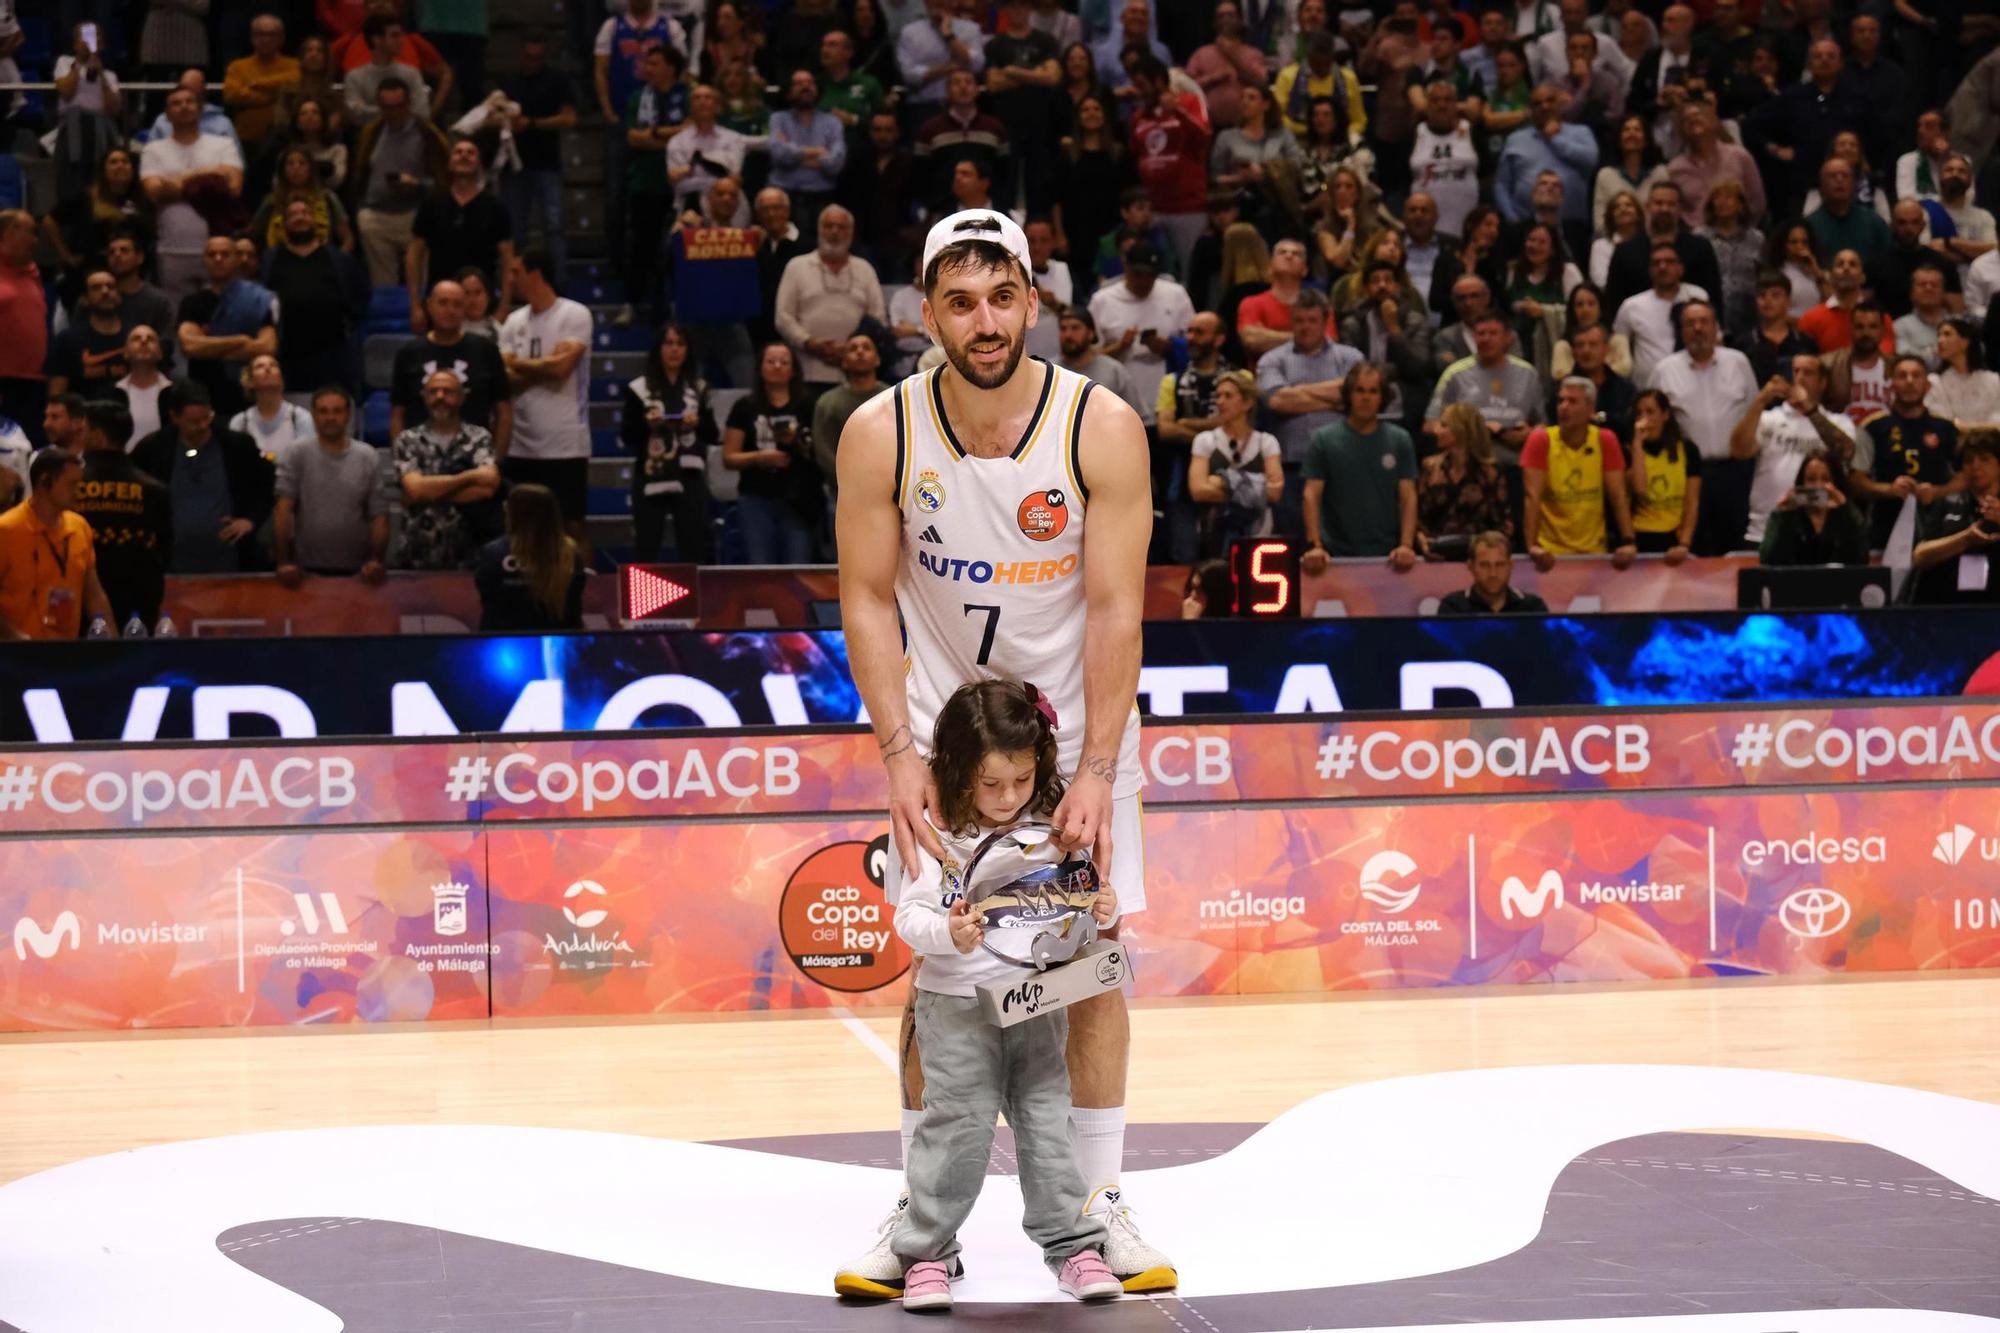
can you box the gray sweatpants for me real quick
[892,989,1109,1275]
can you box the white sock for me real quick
[900,1107,924,1180]
[1071,1105,1126,1201]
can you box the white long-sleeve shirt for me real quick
[894,828,1016,997]
[893,823,1116,996]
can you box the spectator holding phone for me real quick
[1088,244,1195,437]
[722,342,822,564]
[1758,452,1868,566]
[1731,352,1858,545]
[1911,431,2000,604]
[623,323,718,562]
[53,22,124,195]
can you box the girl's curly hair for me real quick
[930,679,1065,837]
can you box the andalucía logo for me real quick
[777,834,911,993]
[543,880,636,968]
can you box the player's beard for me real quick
[942,323,1026,391]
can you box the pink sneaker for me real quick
[901,1259,953,1311]
[1058,1249,1123,1301]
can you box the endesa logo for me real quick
[1740,831,1887,867]
[914,549,1079,585]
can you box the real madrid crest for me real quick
[916,469,946,513]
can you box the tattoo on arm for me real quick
[879,724,914,760]
[1083,756,1118,784]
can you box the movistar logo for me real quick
[14,912,81,960]
[1500,871,1565,920]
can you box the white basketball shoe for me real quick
[1084,1184,1179,1292]
[832,1190,965,1299]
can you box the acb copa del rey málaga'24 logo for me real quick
[778,835,912,993]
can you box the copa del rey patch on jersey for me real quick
[1017,488,1068,541]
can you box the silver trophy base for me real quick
[974,939,1132,1028]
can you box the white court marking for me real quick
[0,1064,1996,1332]
[830,1003,900,1074]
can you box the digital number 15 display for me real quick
[1228,538,1301,618]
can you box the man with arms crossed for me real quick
[833,209,1172,1296]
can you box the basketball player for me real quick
[831,210,1174,1296]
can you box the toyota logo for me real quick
[1779,887,1851,939]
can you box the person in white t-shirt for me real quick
[139,86,246,301]
[115,325,170,448]
[1613,240,1707,388]
[1023,217,1073,365]
[499,247,595,549]
[1187,369,1284,552]
[53,23,122,118]
[1086,243,1195,427]
[1965,246,2000,325]
[1730,351,1857,543]
[229,354,315,450]
[1410,83,1480,237]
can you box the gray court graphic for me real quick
[213,1126,2000,1330]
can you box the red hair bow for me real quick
[1029,685,1059,732]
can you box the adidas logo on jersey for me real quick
[919,525,943,544]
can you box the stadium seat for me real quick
[361,391,392,447]
[593,324,651,353]
[567,276,625,305]
[363,288,413,337]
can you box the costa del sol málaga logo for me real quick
[1357,851,1421,915]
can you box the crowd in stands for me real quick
[3,0,2000,639]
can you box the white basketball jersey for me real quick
[893,357,1142,798]
[1411,121,1480,238]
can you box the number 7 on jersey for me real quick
[963,603,1000,667]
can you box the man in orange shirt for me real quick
[0,450,117,640]
[223,15,302,154]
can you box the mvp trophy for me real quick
[964,822,1133,1028]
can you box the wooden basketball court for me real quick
[4,973,1998,1331]
[5,971,1998,1185]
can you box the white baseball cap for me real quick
[920,208,1032,285]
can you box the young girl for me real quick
[890,679,1121,1311]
